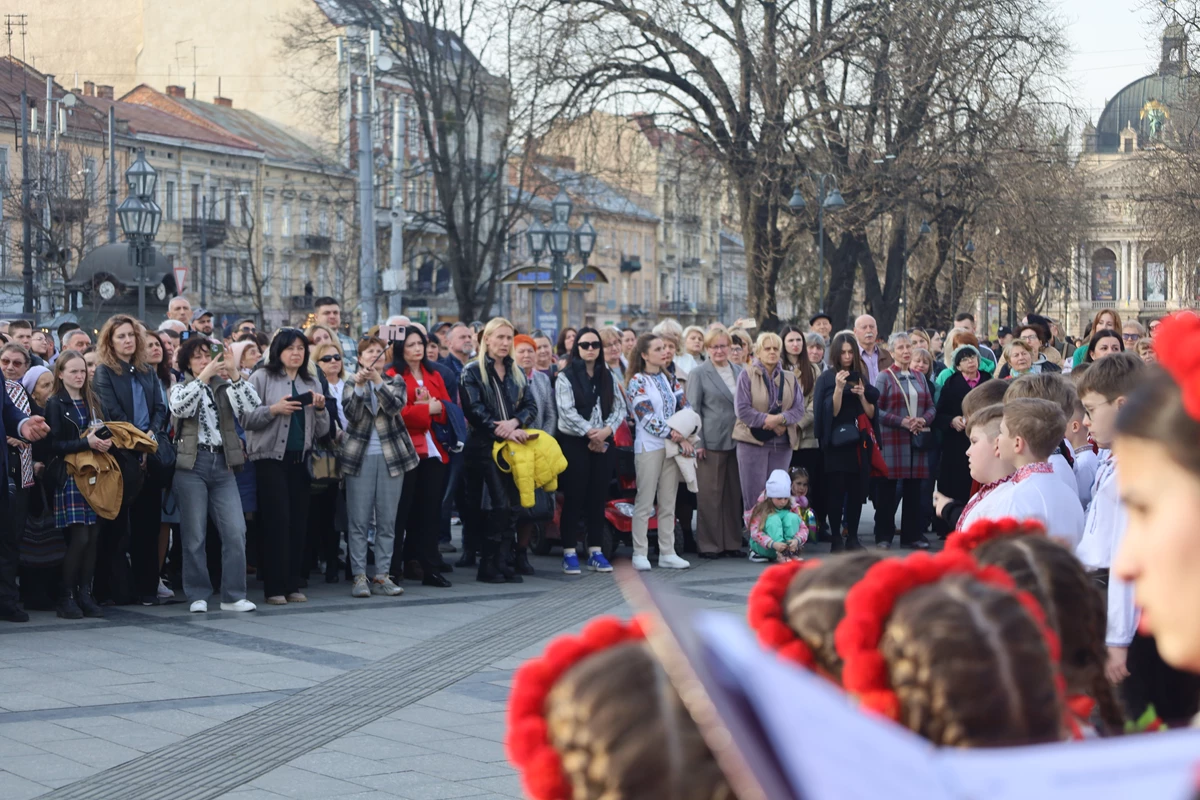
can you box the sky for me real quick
[1060,0,1168,123]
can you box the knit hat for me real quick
[20,365,50,398]
[229,340,258,373]
[951,344,981,368]
[765,469,792,499]
[513,334,537,351]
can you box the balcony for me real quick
[290,295,314,311]
[620,304,650,317]
[183,218,227,248]
[659,299,698,315]
[51,197,89,224]
[681,257,701,270]
[620,255,642,273]
[296,234,331,253]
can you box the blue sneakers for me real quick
[562,553,581,575]
[587,552,613,573]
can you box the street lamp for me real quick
[117,148,161,320]
[533,192,595,336]
[788,173,846,313]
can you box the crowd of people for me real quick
[504,308,1200,800]
[0,297,1174,624]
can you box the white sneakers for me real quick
[220,600,257,612]
[632,554,692,570]
[190,599,257,613]
[157,579,175,600]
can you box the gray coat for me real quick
[685,359,743,451]
[528,370,557,436]
[243,368,332,461]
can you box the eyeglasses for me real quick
[318,354,343,363]
[577,341,601,350]
[1122,333,1140,342]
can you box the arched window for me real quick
[1143,248,1167,302]
[1090,248,1117,301]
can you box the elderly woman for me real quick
[934,343,991,516]
[512,334,556,435]
[684,327,744,558]
[732,332,805,516]
[872,332,936,550]
[933,330,993,397]
[728,329,752,366]
[804,332,826,374]
[999,323,1061,378]
[997,339,1037,379]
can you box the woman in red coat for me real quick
[391,327,453,587]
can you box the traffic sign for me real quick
[173,264,188,295]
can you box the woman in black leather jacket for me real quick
[460,318,537,584]
[91,316,168,606]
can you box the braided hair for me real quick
[783,552,883,681]
[546,642,736,800]
[973,536,1125,734]
[880,575,1063,747]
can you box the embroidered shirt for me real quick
[4,381,32,488]
[169,379,261,447]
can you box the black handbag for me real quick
[912,430,934,451]
[516,488,556,523]
[830,421,860,448]
[20,483,64,567]
[749,369,786,442]
[147,431,176,482]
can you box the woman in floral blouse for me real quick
[626,333,692,572]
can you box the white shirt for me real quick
[327,378,348,430]
[959,479,1016,531]
[961,463,1084,549]
[1070,442,1099,511]
[1075,453,1138,647]
[1049,451,1080,498]
[169,379,261,447]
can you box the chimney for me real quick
[214,96,232,107]
[166,85,187,98]
[96,85,114,100]
[83,81,95,97]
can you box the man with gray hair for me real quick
[158,319,187,334]
[854,314,892,384]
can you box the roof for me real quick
[0,58,106,137]
[311,1,481,68]
[534,165,658,221]
[168,99,341,172]
[1095,73,1190,153]
[80,95,262,154]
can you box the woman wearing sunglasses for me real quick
[308,340,347,584]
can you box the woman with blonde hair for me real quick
[303,323,338,350]
[733,332,805,517]
[460,318,537,583]
[308,338,347,584]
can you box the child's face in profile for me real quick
[792,477,808,498]
[772,497,790,509]
[967,425,1011,484]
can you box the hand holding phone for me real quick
[291,391,315,407]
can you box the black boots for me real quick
[514,546,536,576]
[456,549,478,569]
[57,589,83,620]
[77,584,104,618]
[476,540,506,584]
[844,527,864,551]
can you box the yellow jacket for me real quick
[491,429,568,508]
[63,421,159,520]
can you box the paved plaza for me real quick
[0,534,770,800]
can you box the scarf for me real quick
[563,357,613,421]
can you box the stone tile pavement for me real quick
[0,536,786,800]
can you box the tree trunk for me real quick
[740,184,786,330]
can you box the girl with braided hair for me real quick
[507,617,737,800]
[836,551,1068,747]
[949,520,1126,735]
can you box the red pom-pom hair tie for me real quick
[746,559,820,670]
[1153,311,1200,421]
[506,616,648,800]
[945,517,1047,555]
[834,551,1069,729]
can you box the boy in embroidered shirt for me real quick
[1004,373,1082,503]
[1075,352,1145,706]
[990,398,1084,548]
[1065,392,1099,511]
[936,404,1014,531]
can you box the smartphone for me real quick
[378,324,406,343]
[525,432,540,441]
[210,342,225,358]
[291,391,314,406]
[95,426,113,440]
[846,370,861,384]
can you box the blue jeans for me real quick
[176,450,248,603]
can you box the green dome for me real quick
[1094,73,1190,153]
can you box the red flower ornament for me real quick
[945,516,1047,554]
[746,559,820,670]
[1154,311,1200,421]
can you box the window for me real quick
[240,260,249,294]
[336,215,345,242]
[318,261,328,292]
[225,188,233,223]
[264,201,273,235]
[85,157,97,202]
[240,192,250,228]
[422,178,431,212]
[645,279,652,305]
[319,209,329,237]
[281,260,292,297]
[300,207,309,237]
[0,147,8,188]
[191,184,200,218]
[282,203,291,237]
[0,230,7,275]
[334,265,344,299]
[225,259,234,294]
[165,181,176,220]
[56,151,69,194]
[405,97,418,154]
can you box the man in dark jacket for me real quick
[0,390,50,621]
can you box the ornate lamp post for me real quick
[117,149,162,319]
[789,174,846,313]
[533,190,596,335]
